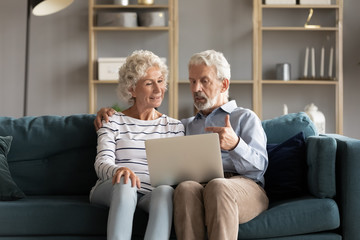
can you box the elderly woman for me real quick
[90,50,185,240]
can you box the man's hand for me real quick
[94,107,116,131]
[113,167,141,189]
[205,115,240,151]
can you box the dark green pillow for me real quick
[0,136,25,200]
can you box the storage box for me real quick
[98,58,126,81]
[98,57,167,80]
[97,12,137,27]
[265,0,296,4]
[138,11,166,27]
[299,0,331,4]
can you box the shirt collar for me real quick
[194,100,237,120]
[220,100,237,114]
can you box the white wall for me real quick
[0,0,359,138]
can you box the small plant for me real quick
[111,103,122,112]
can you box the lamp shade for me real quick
[31,0,74,16]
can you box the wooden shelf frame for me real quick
[88,0,343,132]
[262,27,338,31]
[261,80,338,85]
[177,80,254,85]
[92,26,170,31]
[253,0,343,134]
[93,4,169,9]
[88,0,178,116]
[261,4,340,9]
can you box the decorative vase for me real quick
[304,103,326,134]
[114,0,129,5]
[138,0,154,5]
[276,63,291,81]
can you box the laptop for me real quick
[145,133,224,187]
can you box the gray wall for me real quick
[0,0,27,117]
[0,0,359,138]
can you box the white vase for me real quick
[114,0,129,6]
[305,103,326,134]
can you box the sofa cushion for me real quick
[0,195,156,238]
[0,196,108,236]
[0,115,98,195]
[307,135,337,198]
[237,197,340,239]
[265,132,307,200]
[0,136,26,200]
[262,112,318,144]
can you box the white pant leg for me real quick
[91,178,138,240]
[138,185,174,240]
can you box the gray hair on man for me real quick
[188,49,231,82]
[117,50,168,104]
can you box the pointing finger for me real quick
[225,115,231,127]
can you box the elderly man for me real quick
[94,50,269,240]
[173,50,268,240]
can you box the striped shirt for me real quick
[91,112,185,194]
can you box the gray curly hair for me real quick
[116,50,168,104]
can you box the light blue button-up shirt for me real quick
[181,100,268,186]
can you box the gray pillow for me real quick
[0,136,25,200]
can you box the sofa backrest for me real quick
[0,112,331,199]
[262,112,337,200]
[0,115,97,195]
[262,112,318,144]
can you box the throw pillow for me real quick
[0,136,26,200]
[262,112,318,144]
[265,132,307,201]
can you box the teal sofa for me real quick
[0,112,359,239]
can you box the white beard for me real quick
[193,92,217,111]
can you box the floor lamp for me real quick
[23,0,73,116]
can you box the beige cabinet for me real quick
[253,0,343,134]
[88,0,178,116]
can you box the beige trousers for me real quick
[173,176,269,240]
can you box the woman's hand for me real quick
[113,167,141,189]
[94,107,116,131]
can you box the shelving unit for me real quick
[253,0,343,133]
[88,0,343,133]
[88,0,178,116]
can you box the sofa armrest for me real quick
[306,135,337,198]
[325,134,360,240]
